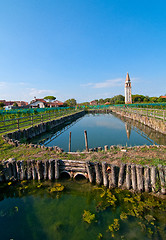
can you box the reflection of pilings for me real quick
[1,159,165,195]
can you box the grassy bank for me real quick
[0,136,165,166]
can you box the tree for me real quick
[44,96,56,102]
[0,102,5,109]
[13,102,18,107]
[64,99,77,107]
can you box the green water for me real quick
[0,180,165,240]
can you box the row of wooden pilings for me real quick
[0,159,165,195]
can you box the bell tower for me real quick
[125,73,132,104]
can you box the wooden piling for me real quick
[158,165,166,195]
[126,164,131,190]
[69,131,71,152]
[27,160,32,180]
[84,130,89,152]
[16,161,21,181]
[48,159,55,180]
[131,164,137,190]
[12,160,17,179]
[151,166,157,193]
[102,162,108,187]
[136,165,144,192]
[43,160,49,180]
[37,161,44,181]
[86,161,94,183]
[104,145,108,151]
[95,162,102,185]
[109,165,117,188]
[55,159,60,179]
[32,160,37,180]
[144,166,151,192]
[118,164,126,188]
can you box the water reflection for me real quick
[30,113,166,151]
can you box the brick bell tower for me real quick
[125,72,132,104]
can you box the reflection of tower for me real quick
[125,73,132,104]
[125,122,131,139]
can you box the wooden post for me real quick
[55,159,60,179]
[37,161,44,181]
[69,131,71,152]
[118,164,126,188]
[158,165,166,195]
[84,130,89,152]
[27,160,32,180]
[48,159,55,180]
[17,119,19,130]
[16,161,21,181]
[126,164,131,190]
[102,162,108,187]
[104,145,108,151]
[136,165,144,192]
[144,166,151,192]
[43,160,49,180]
[86,161,94,183]
[31,116,33,127]
[109,165,117,188]
[163,110,165,121]
[95,162,102,185]
[32,160,37,180]
[131,164,137,190]
[151,166,157,192]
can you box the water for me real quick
[0,180,165,240]
[31,113,166,152]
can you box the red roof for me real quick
[160,96,166,98]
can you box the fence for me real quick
[113,107,165,122]
[0,108,78,134]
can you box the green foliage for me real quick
[44,96,56,102]
[0,102,5,108]
[82,210,96,224]
[64,99,77,107]
[49,184,64,193]
[108,219,120,238]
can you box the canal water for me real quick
[0,180,165,240]
[31,113,166,152]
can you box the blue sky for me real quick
[0,0,166,103]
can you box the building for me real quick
[90,100,98,106]
[30,99,48,108]
[125,73,132,104]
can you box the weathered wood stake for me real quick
[102,162,108,187]
[84,130,89,152]
[95,162,102,185]
[136,165,144,192]
[151,166,157,192]
[86,161,94,183]
[55,159,60,179]
[126,164,131,190]
[69,131,71,152]
[158,165,166,195]
[118,164,126,188]
[144,166,151,192]
[131,164,137,190]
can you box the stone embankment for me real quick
[0,159,165,195]
[2,110,85,152]
[112,108,166,135]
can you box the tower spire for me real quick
[125,73,132,104]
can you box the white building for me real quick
[125,73,132,104]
